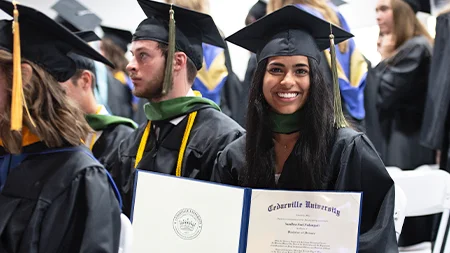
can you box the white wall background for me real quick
[0,0,439,79]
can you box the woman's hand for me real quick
[379,34,396,60]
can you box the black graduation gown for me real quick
[364,63,384,156]
[212,128,398,253]
[373,35,434,169]
[219,42,245,127]
[243,54,257,94]
[106,70,134,119]
[366,45,436,247]
[92,124,135,165]
[420,12,450,171]
[104,105,245,217]
[242,54,258,128]
[0,143,121,253]
[133,98,149,125]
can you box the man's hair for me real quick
[0,50,92,154]
[157,42,198,84]
[70,69,97,94]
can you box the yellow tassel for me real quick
[162,4,176,95]
[329,24,348,129]
[11,1,22,131]
[10,1,35,132]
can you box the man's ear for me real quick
[80,70,93,91]
[21,63,33,86]
[173,52,187,71]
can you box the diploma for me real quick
[131,170,362,253]
[131,170,247,253]
[246,190,361,253]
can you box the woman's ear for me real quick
[21,63,33,86]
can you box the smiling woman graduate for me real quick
[212,5,398,253]
[0,1,121,252]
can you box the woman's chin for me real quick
[272,106,301,115]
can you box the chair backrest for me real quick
[386,166,402,172]
[119,213,133,253]
[388,169,450,217]
[394,184,407,242]
[415,164,440,171]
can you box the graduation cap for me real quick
[75,30,101,42]
[403,0,431,13]
[226,5,353,128]
[248,0,267,20]
[51,0,102,32]
[101,25,133,53]
[226,5,353,64]
[70,31,103,73]
[330,0,348,6]
[0,0,113,131]
[134,0,225,94]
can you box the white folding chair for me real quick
[387,169,450,253]
[415,164,440,172]
[387,166,403,172]
[394,184,407,242]
[119,213,133,253]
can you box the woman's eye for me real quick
[269,68,282,73]
[140,53,147,59]
[296,69,308,75]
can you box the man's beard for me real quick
[146,83,164,100]
[133,79,173,101]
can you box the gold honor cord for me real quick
[134,112,198,177]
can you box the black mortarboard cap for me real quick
[226,5,353,64]
[75,30,101,43]
[51,0,102,32]
[403,0,431,13]
[330,0,348,6]
[0,0,113,82]
[133,0,225,70]
[249,1,267,20]
[101,25,133,53]
[70,31,104,73]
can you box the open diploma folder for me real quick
[131,170,362,253]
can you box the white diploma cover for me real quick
[131,170,362,253]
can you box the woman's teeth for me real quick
[277,92,299,98]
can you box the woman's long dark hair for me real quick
[243,57,336,190]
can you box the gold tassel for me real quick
[10,1,35,132]
[11,1,22,131]
[162,4,176,95]
[329,24,348,129]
